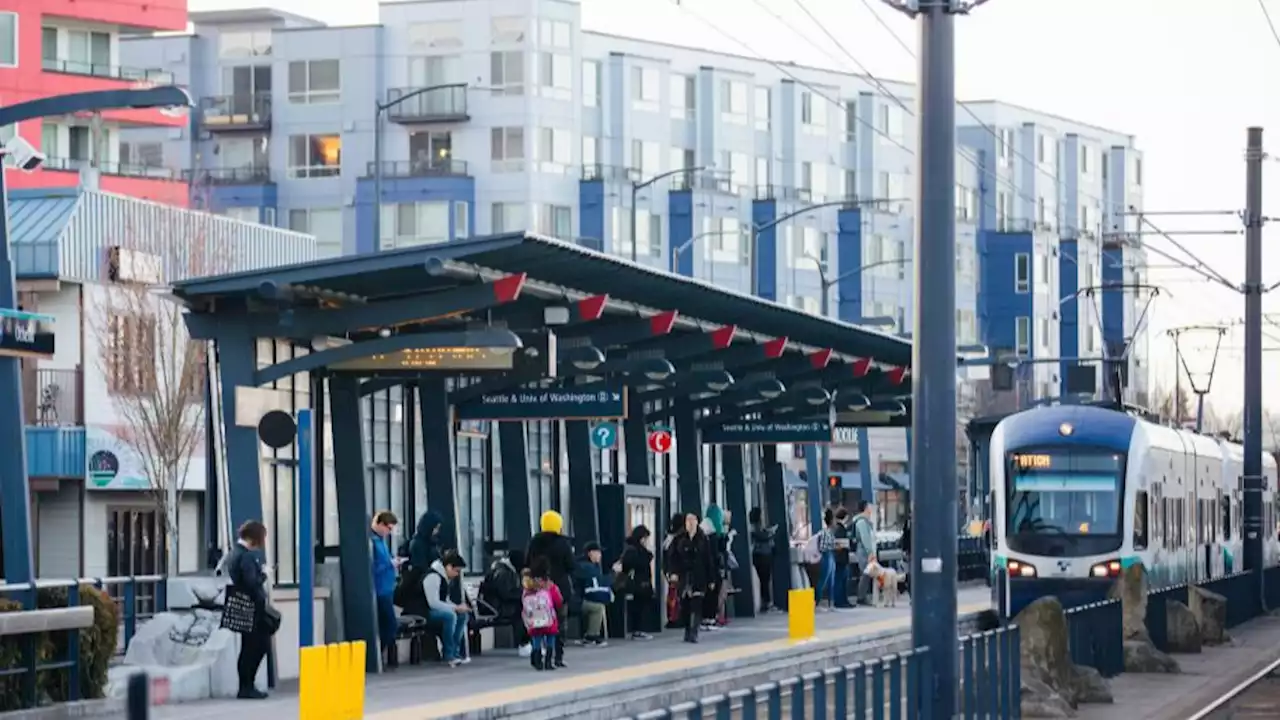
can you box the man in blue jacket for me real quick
[370,511,402,667]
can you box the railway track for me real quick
[1191,656,1280,719]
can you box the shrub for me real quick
[0,595,55,711]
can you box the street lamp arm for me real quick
[831,257,910,285]
[0,87,191,126]
[756,197,909,233]
[376,83,467,113]
[636,165,712,190]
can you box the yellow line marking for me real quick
[371,601,990,720]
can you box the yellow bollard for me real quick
[325,643,344,718]
[349,641,367,719]
[788,587,816,641]
[298,646,321,720]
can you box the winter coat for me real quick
[670,530,714,596]
[526,531,576,603]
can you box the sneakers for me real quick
[459,655,472,665]
[518,643,533,658]
[236,688,268,700]
[630,631,652,641]
[447,658,463,668]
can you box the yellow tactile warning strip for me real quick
[371,601,990,720]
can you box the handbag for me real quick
[262,605,282,636]
[220,587,257,635]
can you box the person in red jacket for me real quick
[522,558,564,671]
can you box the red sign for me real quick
[647,430,673,454]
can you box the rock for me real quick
[1188,585,1228,645]
[1107,564,1151,641]
[166,576,228,611]
[1072,666,1113,704]
[1021,676,1077,718]
[106,609,264,702]
[1166,600,1203,653]
[1121,639,1180,673]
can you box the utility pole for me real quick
[878,0,964,716]
[1243,127,1265,577]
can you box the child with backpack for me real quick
[522,558,564,671]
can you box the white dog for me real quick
[863,559,901,608]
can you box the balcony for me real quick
[201,93,271,132]
[385,85,469,124]
[365,159,469,179]
[44,157,179,181]
[22,367,83,427]
[183,167,273,185]
[42,58,174,85]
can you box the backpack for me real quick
[522,588,555,630]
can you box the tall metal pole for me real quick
[1243,126,1264,576]
[911,1,958,717]
[0,164,33,586]
[630,183,639,262]
[372,106,385,247]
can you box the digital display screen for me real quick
[0,308,55,359]
[329,347,516,371]
[1012,452,1123,473]
[1015,454,1053,470]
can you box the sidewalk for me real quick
[117,586,991,720]
[1076,613,1280,720]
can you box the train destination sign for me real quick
[0,308,54,359]
[702,419,833,445]
[455,385,628,421]
[330,347,517,372]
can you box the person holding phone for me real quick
[370,511,402,668]
[748,508,777,613]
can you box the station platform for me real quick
[1077,612,1280,720]
[123,586,990,720]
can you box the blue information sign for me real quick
[455,385,627,421]
[591,422,618,449]
[702,419,833,445]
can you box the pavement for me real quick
[115,585,992,720]
[1076,612,1280,720]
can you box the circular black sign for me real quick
[257,410,297,449]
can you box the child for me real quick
[522,559,564,671]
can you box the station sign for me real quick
[701,419,833,445]
[328,330,556,376]
[0,308,54,359]
[455,384,627,421]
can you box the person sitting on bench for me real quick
[478,549,527,653]
[422,551,471,667]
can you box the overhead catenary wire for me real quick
[1135,215,1241,291]
[1260,0,1280,52]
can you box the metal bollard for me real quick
[127,673,149,720]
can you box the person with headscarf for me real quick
[525,510,575,668]
[699,507,726,632]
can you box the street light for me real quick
[670,227,750,275]
[800,253,912,318]
[0,87,192,586]
[630,166,713,262]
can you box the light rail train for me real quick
[989,403,1280,616]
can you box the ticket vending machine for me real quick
[597,484,663,637]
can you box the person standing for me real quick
[748,508,777,613]
[670,514,713,643]
[370,511,401,668]
[221,520,276,699]
[852,501,878,606]
[616,525,655,640]
[525,511,575,668]
[815,509,837,610]
[832,508,853,608]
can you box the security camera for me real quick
[3,136,44,173]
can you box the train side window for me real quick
[1133,490,1149,550]
[1221,491,1231,541]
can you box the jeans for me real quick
[375,594,398,655]
[752,554,773,610]
[427,608,469,661]
[581,600,607,639]
[817,551,836,604]
[530,633,553,653]
[833,563,852,607]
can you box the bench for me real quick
[394,613,498,665]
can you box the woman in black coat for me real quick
[669,513,714,643]
[618,525,655,639]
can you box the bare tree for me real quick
[1149,380,1195,426]
[89,190,231,575]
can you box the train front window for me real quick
[1007,450,1124,551]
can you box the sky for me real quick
[190,0,1280,422]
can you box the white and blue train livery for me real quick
[990,404,1279,617]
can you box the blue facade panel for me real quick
[836,208,863,322]
[752,199,778,300]
[579,180,606,253]
[207,183,279,225]
[1059,239,1079,393]
[354,175,475,254]
[977,230,1033,350]
[668,190,694,276]
[26,427,85,479]
[1101,246,1126,351]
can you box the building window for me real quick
[106,312,158,395]
[631,139,658,177]
[535,52,571,99]
[120,141,164,168]
[720,151,748,194]
[843,100,857,141]
[490,127,525,171]
[66,29,111,76]
[754,86,770,130]
[68,126,91,162]
[0,13,14,67]
[582,135,599,168]
[534,127,571,172]
[1040,317,1051,349]
[407,21,463,50]
[538,19,571,48]
[998,128,1013,166]
[1134,157,1143,186]
[408,55,460,87]
[287,134,341,178]
[288,207,343,257]
[379,201,452,249]
[721,80,747,124]
[757,156,771,189]
[671,75,694,119]
[222,206,258,223]
[491,16,526,43]
[1014,252,1030,293]
[800,91,815,126]
[631,66,658,108]
[287,60,340,104]
[490,51,525,95]
[218,29,271,58]
[1037,134,1046,163]
[1015,316,1031,356]
[106,508,166,605]
[583,60,600,107]
[1080,145,1090,174]
[532,204,572,236]
[491,202,525,233]
[408,131,453,173]
[223,64,271,99]
[455,201,470,239]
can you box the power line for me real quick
[1260,0,1280,51]
[783,0,911,114]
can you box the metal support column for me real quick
[565,419,600,545]
[672,401,703,514]
[760,444,791,610]
[857,427,874,507]
[498,422,534,552]
[328,375,379,672]
[417,377,459,551]
[0,165,32,585]
[722,444,754,617]
[804,446,823,532]
[623,403,651,485]
[216,332,266,536]
[1243,126,1265,576]
[911,1,960,715]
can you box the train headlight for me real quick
[1007,559,1037,577]
[1089,559,1122,578]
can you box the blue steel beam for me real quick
[185,274,528,340]
[562,310,678,350]
[615,325,737,362]
[254,329,522,386]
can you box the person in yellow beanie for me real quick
[526,509,574,667]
